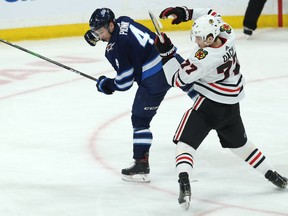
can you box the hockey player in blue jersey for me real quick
[84,8,196,182]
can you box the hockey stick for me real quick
[0,38,98,82]
[148,10,164,43]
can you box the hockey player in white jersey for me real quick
[154,7,287,210]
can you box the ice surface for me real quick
[1,28,288,216]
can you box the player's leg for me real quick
[243,0,267,35]
[217,105,287,189]
[230,140,287,188]
[121,85,169,182]
[121,115,152,183]
[173,96,211,210]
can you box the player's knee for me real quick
[131,115,152,129]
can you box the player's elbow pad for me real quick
[162,57,181,86]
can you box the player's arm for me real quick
[96,41,135,95]
[162,56,203,88]
[112,38,135,92]
[97,60,134,95]
[154,33,202,87]
[96,66,134,95]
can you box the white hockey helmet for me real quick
[190,15,221,42]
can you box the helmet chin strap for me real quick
[108,21,115,34]
[106,22,115,40]
[108,28,113,35]
[203,35,215,46]
[204,40,213,46]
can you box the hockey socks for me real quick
[175,142,196,176]
[132,128,152,159]
[230,140,273,175]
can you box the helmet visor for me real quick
[90,25,110,41]
[190,30,205,43]
[90,30,100,41]
[190,30,196,42]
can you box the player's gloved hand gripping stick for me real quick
[0,38,98,82]
[148,11,176,62]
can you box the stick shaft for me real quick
[0,38,98,82]
[148,11,164,43]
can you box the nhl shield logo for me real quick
[195,49,208,60]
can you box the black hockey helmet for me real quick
[89,8,115,30]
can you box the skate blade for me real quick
[180,197,190,211]
[122,174,150,183]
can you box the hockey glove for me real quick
[154,32,176,59]
[159,6,193,24]
[96,76,115,95]
[84,30,99,46]
[180,83,198,100]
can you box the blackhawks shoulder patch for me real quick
[220,24,232,34]
[195,49,208,60]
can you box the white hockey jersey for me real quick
[163,9,245,104]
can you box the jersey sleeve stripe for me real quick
[115,68,134,90]
[142,55,162,80]
[208,83,241,93]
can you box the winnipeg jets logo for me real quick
[106,42,115,52]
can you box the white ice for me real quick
[1,28,288,216]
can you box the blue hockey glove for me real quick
[84,30,99,46]
[154,32,176,58]
[96,76,115,95]
[159,6,193,24]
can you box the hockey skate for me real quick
[243,26,253,36]
[178,172,191,210]
[121,153,150,183]
[265,170,287,189]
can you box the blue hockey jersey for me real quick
[104,16,164,92]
